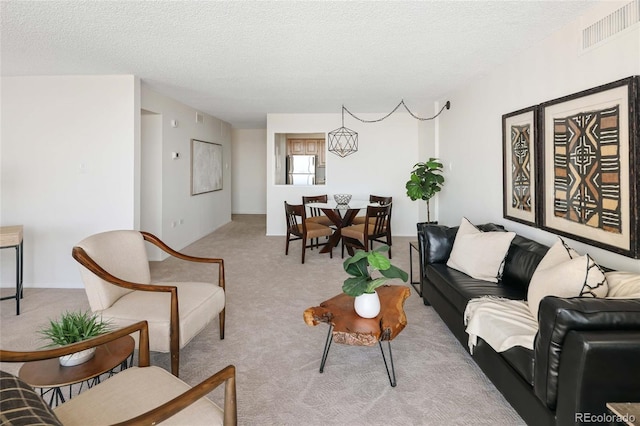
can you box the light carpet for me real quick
[0,214,524,425]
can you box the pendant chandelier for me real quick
[327,107,358,158]
[328,100,451,158]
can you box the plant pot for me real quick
[354,291,381,318]
[59,347,96,367]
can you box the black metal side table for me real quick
[0,225,24,315]
[409,241,422,296]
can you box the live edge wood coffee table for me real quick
[303,285,410,387]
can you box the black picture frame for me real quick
[539,76,639,258]
[502,105,540,227]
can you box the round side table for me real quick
[19,335,134,406]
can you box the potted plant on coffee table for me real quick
[39,310,112,366]
[405,157,445,223]
[342,245,408,318]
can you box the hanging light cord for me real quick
[342,100,451,123]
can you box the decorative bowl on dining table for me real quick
[333,194,352,205]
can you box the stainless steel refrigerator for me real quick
[286,155,316,185]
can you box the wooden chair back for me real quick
[365,204,391,237]
[370,195,392,206]
[285,202,306,237]
[302,195,328,220]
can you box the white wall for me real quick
[231,129,267,214]
[437,1,640,271]
[266,113,426,236]
[141,111,163,260]
[140,85,233,256]
[1,75,139,288]
[416,104,438,223]
[0,77,233,288]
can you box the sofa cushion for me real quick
[428,264,527,314]
[53,366,224,425]
[0,370,63,426]
[416,223,458,265]
[501,235,549,293]
[447,218,516,283]
[101,281,225,352]
[501,346,535,386]
[527,238,608,320]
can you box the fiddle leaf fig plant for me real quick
[342,245,408,297]
[406,157,445,223]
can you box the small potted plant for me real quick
[405,157,445,223]
[342,245,408,318]
[39,310,112,366]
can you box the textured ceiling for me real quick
[1,1,598,128]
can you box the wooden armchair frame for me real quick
[72,231,225,377]
[0,321,237,425]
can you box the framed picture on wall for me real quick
[191,139,223,195]
[502,106,539,226]
[540,76,640,258]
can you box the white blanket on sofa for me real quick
[463,297,538,354]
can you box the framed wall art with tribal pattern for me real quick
[502,106,539,226]
[540,76,639,258]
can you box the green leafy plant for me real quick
[342,245,408,297]
[405,157,445,222]
[39,310,112,347]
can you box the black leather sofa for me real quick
[416,222,640,426]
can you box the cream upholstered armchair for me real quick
[72,230,226,377]
[0,321,237,425]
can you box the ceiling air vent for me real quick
[581,0,639,50]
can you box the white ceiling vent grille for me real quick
[582,0,639,50]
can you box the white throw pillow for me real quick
[446,218,516,283]
[527,238,608,320]
[534,236,580,272]
[605,271,640,298]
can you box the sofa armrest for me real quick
[554,330,640,425]
[534,296,640,410]
[416,223,457,265]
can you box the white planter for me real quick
[354,291,381,318]
[59,347,96,367]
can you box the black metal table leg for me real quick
[319,325,334,373]
[379,340,397,387]
[1,239,24,315]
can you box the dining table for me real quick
[305,200,375,255]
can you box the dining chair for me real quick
[0,321,237,425]
[285,201,333,263]
[302,195,334,227]
[341,203,393,258]
[352,195,393,225]
[302,195,334,249]
[72,230,226,377]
